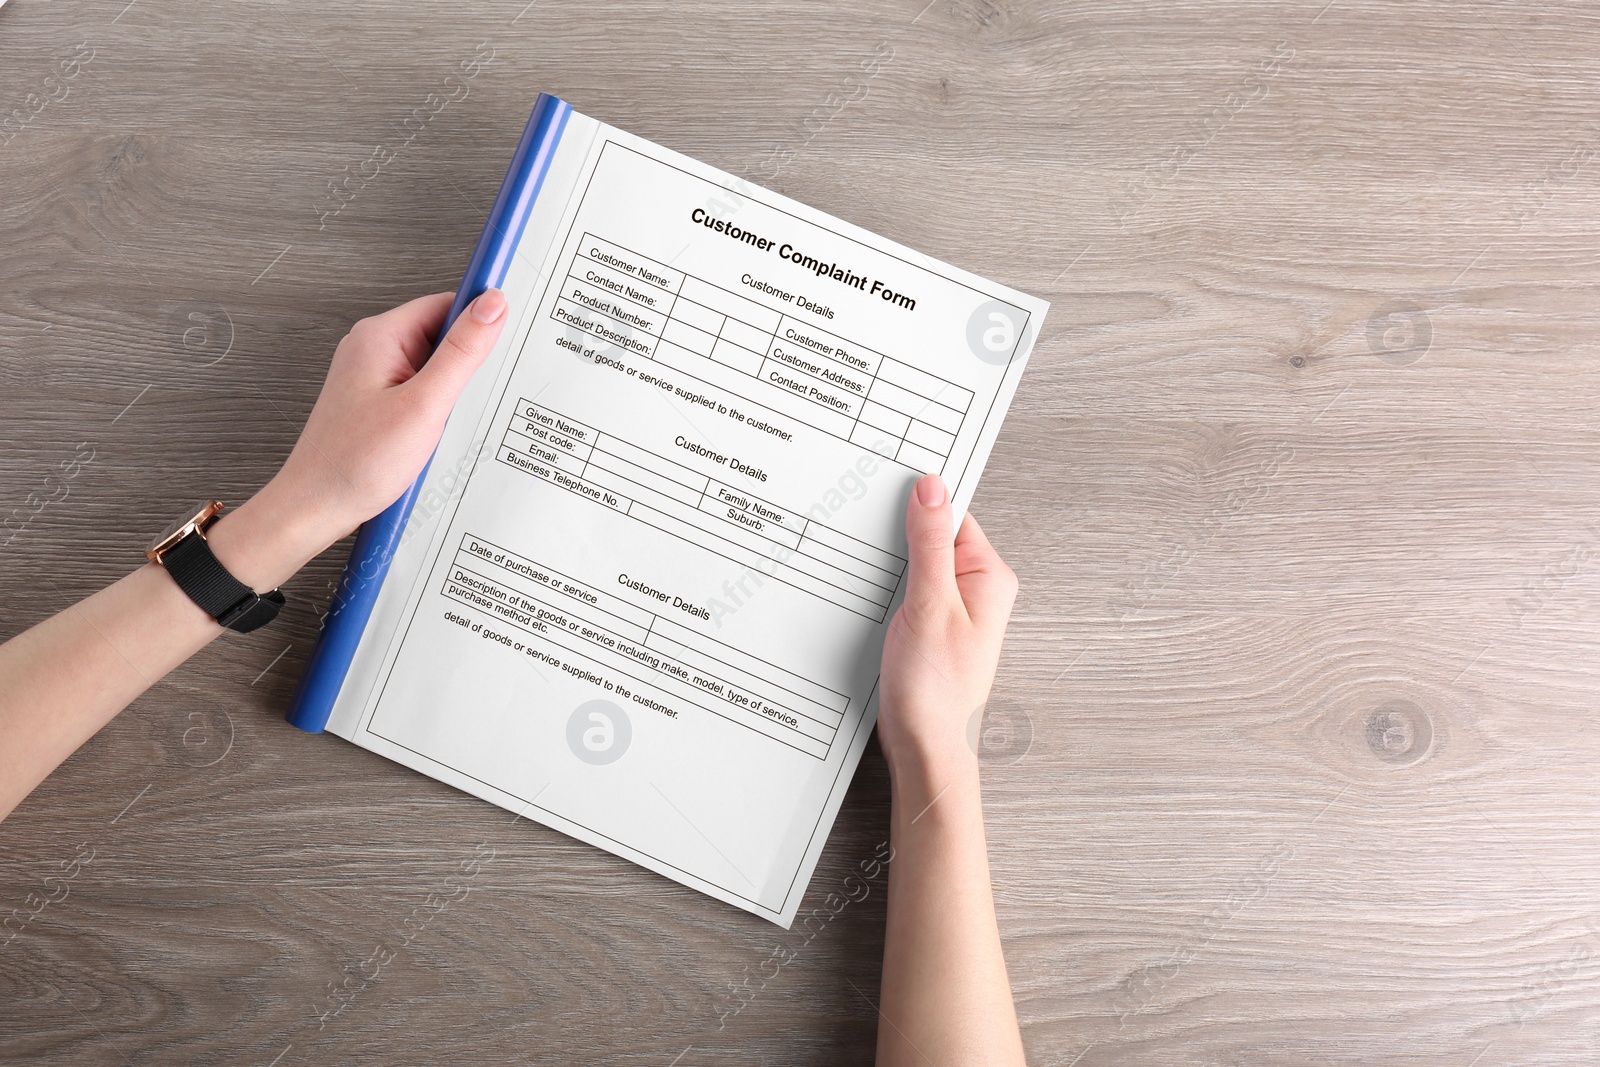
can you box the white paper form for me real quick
[327,118,1047,926]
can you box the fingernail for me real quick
[470,288,507,324]
[916,475,946,507]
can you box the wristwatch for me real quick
[146,500,286,632]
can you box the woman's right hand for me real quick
[877,474,1018,785]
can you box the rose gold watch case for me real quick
[146,499,225,564]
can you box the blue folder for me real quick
[286,93,573,733]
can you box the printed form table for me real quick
[552,232,976,475]
[441,535,847,759]
[497,399,907,622]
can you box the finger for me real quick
[372,291,456,373]
[902,473,958,618]
[952,511,998,577]
[406,288,508,403]
[952,512,1018,625]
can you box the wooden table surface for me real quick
[4,1,1599,1063]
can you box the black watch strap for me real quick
[162,531,285,632]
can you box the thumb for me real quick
[409,287,508,402]
[903,474,957,617]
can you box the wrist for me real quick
[204,478,343,592]
[882,725,981,816]
[888,753,983,836]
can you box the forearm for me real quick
[0,288,508,823]
[0,478,334,821]
[877,743,1024,1066]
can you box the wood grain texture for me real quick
[4,0,1599,1063]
